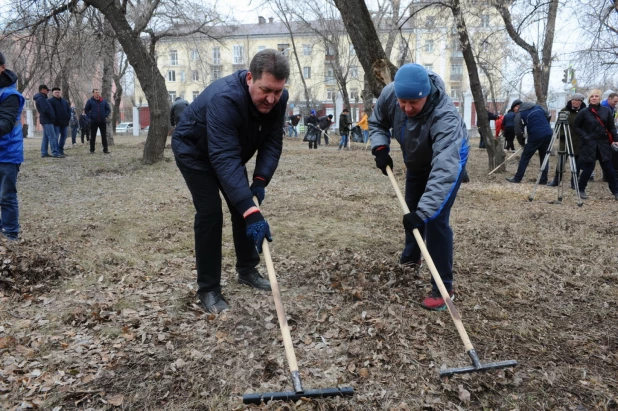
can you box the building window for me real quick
[233,45,244,64]
[326,88,336,100]
[190,49,199,61]
[258,46,266,52]
[212,47,221,65]
[303,67,311,79]
[450,88,461,99]
[426,16,435,27]
[277,43,290,57]
[168,91,176,101]
[350,88,359,101]
[350,65,359,79]
[480,14,490,28]
[179,71,185,82]
[192,91,199,101]
[425,40,434,53]
[170,50,178,66]
[326,44,336,56]
[424,64,434,71]
[303,44,312,56]
[325,66,335,82]
[349,44,355,56]
[192,70,199,81]
[167,70,176,82]
[450,64,463,75]
[211,66,222,80]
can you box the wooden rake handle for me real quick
[253,197,303,393]
[385,167,475,352]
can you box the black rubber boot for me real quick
[238,269,271,291]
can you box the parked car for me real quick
[116,122,133,133]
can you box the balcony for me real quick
[232,63,246,71]
[324,76,336,84]
[450,73,463,81]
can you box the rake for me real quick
[242,197,354,404]
[386,166,517,378]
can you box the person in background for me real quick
[600,92,618,182]
[370,63,469,311]
[288,114,301,137]
[33,84,62,158]
[338,108,351,150]
[304,110,319,149]
[48,87,71,156]
[0,51,25,240]
[317,114,333,145]
[84,89,111,154]
[547,93,585,188]
[69,107,79,146]
[357,112,369,143]
[501,100,521,152]
[79,111,90,144]
[171,49,289,313]
[505,102,552,184]
[573,89,618,200]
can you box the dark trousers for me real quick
[309,140,318,149]
[81,128,89,143]
[578,149,618,194]
[504,127,515,151]
[514,135,551,182]
[401,168,463,293]
[90,122,108,152]
[176,162,259,294]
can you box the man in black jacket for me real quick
[170,96,189,127]
[49,87,71,156]
[304,110,319,149]
[317,114,333,145]
[172,49,289,313]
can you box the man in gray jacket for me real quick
[370,63,469,311]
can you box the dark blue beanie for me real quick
[394,63,431,100]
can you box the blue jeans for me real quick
[288,125,297,137]
[339,133,348,149]
[0,163,20,239]
[513,135,551,182]
[41,124,60,157]
[55,125,68,154]
[401,168,464,293]
[71,125,79,144]
[362,129,369,143]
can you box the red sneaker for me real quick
[421,289,455,311]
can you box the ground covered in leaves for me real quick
[1,135,617,410]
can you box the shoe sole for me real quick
[238,278,271,291]
[421,294,455,311]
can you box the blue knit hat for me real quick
[310,110,316,115]
[394,64,431,99]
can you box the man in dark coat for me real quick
[505,102,552,184]
[0,52,25,240]
[288,114,301,137]
[172,49,289,313]
[478,109,499,149]
[502,99,521,151]
[573,89,618,200]
[33,85,62,158]
[304,110,319,149]
[547,93,585,188]
[84,88,111,154]
[338,108,351,150]
[49,87,71,156]
[79,112,90,144]
[170,96,189,127]
[317,114,333,145]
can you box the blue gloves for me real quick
[403,212,425,233]
[245,211,272,253]
[373,145,393,176]
[250,176,266,205]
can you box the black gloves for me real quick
[403,212,425,233]
[245,210,272,253]
[373,145,393,176]
[250,176,267,205]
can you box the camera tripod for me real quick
[528,111,583,206]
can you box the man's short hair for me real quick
[51,87,60,92]
[249,49,290,81]
[92,89,99,93]
[39,84,49,91]
[608,93,618,99]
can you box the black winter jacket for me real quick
[84,97,110,123]
[172,70,288,215]
[557,100,586,156]
[318,116,332,130]
[49,96,71,127]
[339,113,351,133]
[0,69,21,136]
[574,104,617,163]
[34,92,55,124]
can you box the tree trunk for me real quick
[450,0,501,170]
[102,21,115,146]
[85,0,170,164]
[333,0,398,97]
